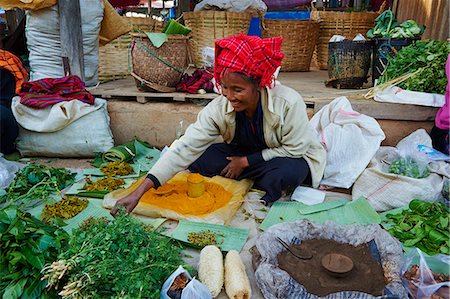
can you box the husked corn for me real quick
[224,250,251,299]
[198,245,224,297]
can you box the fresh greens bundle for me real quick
[389,158,430,179]
[367,10,425,39]
[385,199,450,255]
[0,164,76,209]
[0,206,69,299]
[378,40,449,94]
[43,211,186,298]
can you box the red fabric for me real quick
[19,75,95,109]
[176,69,214,94]
[214,34,284,88]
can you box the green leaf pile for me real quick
[385,199,450,255]
[0,164,76,209]
[389,158,430,179]
[0,206,69,299]
[44,211,186,298]
[378,40,450,94]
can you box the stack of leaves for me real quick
[0,164,76,210]
[0,206,69,299]
[384,199,450,255]
[100,161,134,177]
[378,40,450,94]
[43,210,186,298]
[41,197,89,223]
[389,158,430,179]
[82,176,125,192]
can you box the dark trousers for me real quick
[430,125,449,155]
[188,143,311,203]
[0,69,18,154]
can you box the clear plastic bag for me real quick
[0,155,25,188]
[160,265,212,299]
[401,248,450,299]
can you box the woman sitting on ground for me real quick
[111,34,326,215]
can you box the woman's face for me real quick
[221,72,260,117]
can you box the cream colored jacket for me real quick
[148,83,326,187]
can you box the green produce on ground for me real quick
[378,40,450,94]
[0,206,69,299]
[384,199,450,255]
[43,209,186,298]
[388,158,430,179]
[0,164,76,210]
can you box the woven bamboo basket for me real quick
[262,19,320,71]
[130,33,188,92]
[311,10,378,70]
[183,11,252,67]
[98,17,165,82]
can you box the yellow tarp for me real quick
[103,172,253,225]
[0,0,56,10]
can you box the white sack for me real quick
[374,85,445,107]
[16,98,114,157]
[26,0,103,87]
[310,96,386,188]
[352,130,446,211]
[11,96,100,132]
[194,0,267,15]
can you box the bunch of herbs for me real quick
[385,199,450,255]
[0,206,69,299]
[43,210,186,298]
[0,164,76,210]
[378,40,449,94]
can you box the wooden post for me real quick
[58,0,85,81]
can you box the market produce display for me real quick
[384,199,450,255]
[367,10,425,38]
[82,176,125,191]
[378,40,450,94]
[224,250,252,299]
[187,230,224,248]
[0,164,75,209]
[389,158,430,178]
[199,245,224,298]
[100,160,134,177]
[43,210,186,298]
[403,264,449,299]
[41,197,89,222]
[0,206,69,299]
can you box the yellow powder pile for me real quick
[140,174,232,216]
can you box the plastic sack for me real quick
[401,248,450,299]
[103,171,252,225]
[0,155,25,188]
[11,96,100,133]
[255,220,408,298]
[374,85,446,107]
[15,98,114,157]
[310,96,385,188]
[25,0,103,87]
[352,130,445,211]
[194,0,267,15]
[160,265,212,299]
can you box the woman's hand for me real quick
[220,156,249,179]
[110,178,154,216]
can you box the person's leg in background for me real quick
[0,68,19,154]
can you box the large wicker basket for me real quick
[262,19,320,71]
[311,10,378,70]
[98,17,164,82]
[183,11,252,67]
[130,33,188,92]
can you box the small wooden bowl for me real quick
[321,253,354,278]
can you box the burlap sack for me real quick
[99,0,132,46]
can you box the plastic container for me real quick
[327,40,373,89]
[248,12,311,38]
[263,0,313,10]
[372,37,419,85]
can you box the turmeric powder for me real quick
[140,174,232,216]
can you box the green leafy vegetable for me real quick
[367,10,424,39]
[43,209,186,298]
[0,206,69,299]
[384,199,450,255]
[0,164,76,210]
[388,158,430,178]
[378,40,449,94]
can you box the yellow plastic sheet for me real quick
[103,172,253,225]
[0,0,56,10]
